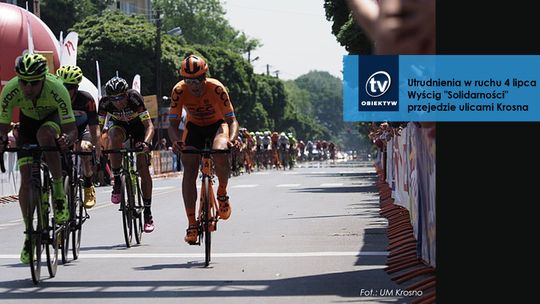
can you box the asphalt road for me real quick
[0,159,415,303]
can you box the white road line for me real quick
[253,172,270,175]
[320,183,344,187]
[0,251,387,259]
[276,184,301,187]
[231,184,259,188]
[153,186,176,191]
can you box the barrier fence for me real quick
[374,122,436,304]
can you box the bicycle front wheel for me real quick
[72,177,84,260]
[27,187,43,285]
[44,172,59,278]
[121,174,133,247]
[203,178,212,267]
[132,174,143,245]
[61,174,72,264]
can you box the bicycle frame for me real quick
[62,150,94,263]
[1,145,64,284]
[103,140,144,248]
[182,147,229,267]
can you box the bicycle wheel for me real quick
[72,177,84,260]
[202,177,212,267]
[133,174,143,245]
[44,171,59,278]
[121,174,133,247]
[27,182,43,285]
[61,174,72,264]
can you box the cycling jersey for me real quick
[0,74,75,125]
[97,89,150,125]
[72,90,98,136]
[168,78,235,126]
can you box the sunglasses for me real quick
[19,79,42,86]
[64,83,78,91]
[184,77,203,85]
[110,94,126,101]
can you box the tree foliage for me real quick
[323,0,372,54]
[153,0,260,54]
[71,10,181,96]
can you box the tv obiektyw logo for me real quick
[365,71,391,97]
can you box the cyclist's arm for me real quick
[0,79,17,133]
[0,123,10,145]
[225,116,239,144]
[140,116,154,146]
[89,123,101,157]
[168,118,181,144]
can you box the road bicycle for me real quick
[1,144,65,284]
[182,144,229,267]
[61,149,94,263]
[102,139,145,248]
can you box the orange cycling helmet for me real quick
[180,55,208,78]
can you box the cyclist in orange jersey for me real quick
[167,54,239,244]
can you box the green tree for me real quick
[323,0,372,54]
[154,0,260,54]
[72,10,180,96]
[294,71,344,137]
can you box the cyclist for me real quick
[97,76,155,233]
[167,54,239,244]
[0,53,77,263]
[56,65,101,208]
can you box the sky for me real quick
[222,0,348,80]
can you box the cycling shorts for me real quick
[184,120,226,150]
[17,111,61,162]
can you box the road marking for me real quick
[153,186,176,191]
[0,251,388,259]
[253,172,269,175]
[283,172,298,175]
[276,184,301,187]
[231,184,258,188]
[320,183,344,187]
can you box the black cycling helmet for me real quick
[15,53,49,81]
[105,76,129,96]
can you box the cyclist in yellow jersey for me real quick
[167,54,239,244]
[0,53,78,264]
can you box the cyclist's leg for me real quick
[212,122,232,220]
[182,122,203,243]
[16,116,40,263]
[35,115,69,223]
[79,135,97,208]
[107,123,126,204]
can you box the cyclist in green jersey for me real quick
[0,53,78,264]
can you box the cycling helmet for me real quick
[15,53,49,81]
[56,65,83,85]
[105,76,129,96]
[180,55,208,78]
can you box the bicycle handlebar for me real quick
[102,147,144,154]
[181,149,230,155]
[0,145,61,173]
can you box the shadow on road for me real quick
[291,185,379,194]
[0,268,410,303]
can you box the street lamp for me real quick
[167,27,182,36]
